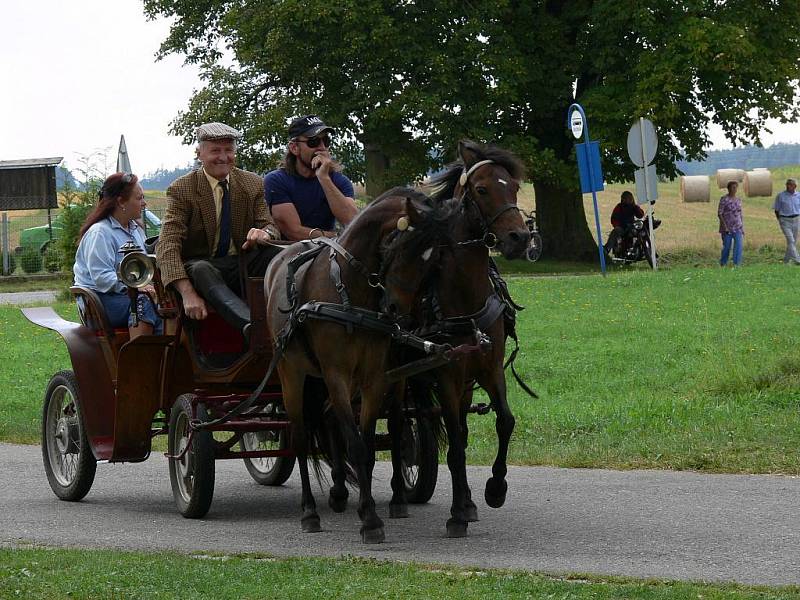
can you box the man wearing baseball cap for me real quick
[264,115,357,240]
[773,177,800,264]
[156,122,282,340]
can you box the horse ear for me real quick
[458,139,481,168]
[404,197,427,226]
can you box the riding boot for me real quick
[204,283,251,336]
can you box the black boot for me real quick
[204,284,251,337]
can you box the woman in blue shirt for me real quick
[73,172,162,338]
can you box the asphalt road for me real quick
[2,442,798,586]
[0,291,57,305]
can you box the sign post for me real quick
[626,117,659,269]
[567,103,606,275]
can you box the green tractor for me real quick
[16,209,162,255]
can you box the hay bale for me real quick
[715,168,745,189]
[681,175,710,203]
[743,169,772,197]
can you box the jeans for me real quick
[778,216,800,264]
[720,231,743,266]
[95,291,163,333]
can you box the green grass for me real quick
[1,547,797,599]
[0,274,70,293]
[4,263,800,475]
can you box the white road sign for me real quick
[627,118,657,168]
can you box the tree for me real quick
[144,0,800,260]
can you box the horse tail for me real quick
[302,376,361,487]
[406,376,447,450]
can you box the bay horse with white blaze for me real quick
[264,190,458,543]
[393,140,530,537]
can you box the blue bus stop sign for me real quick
[575,141,604,194]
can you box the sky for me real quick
[1,0,799,178]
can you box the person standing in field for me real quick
[718,181,744,267]
[772,178,800,265]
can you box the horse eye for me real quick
[475,186,488,195]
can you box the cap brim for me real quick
[306,125,334,138]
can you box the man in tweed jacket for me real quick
[156,122,282,337]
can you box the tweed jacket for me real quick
[157,167,280,288]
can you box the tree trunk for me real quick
[534,181,599,261]
[364,143,390,198]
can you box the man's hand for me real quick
[311,153,333,178]
[175,279,208,320]
[242,227,272,250]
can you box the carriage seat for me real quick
[70,286,129,341]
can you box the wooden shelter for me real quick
[0,157,63,210]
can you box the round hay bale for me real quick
[681,175,710,203]
[743,169,773,197]
[715,168,745,189]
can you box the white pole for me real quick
[639,118,658,269]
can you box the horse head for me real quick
[429,140,530,259]
[372,190,458,319]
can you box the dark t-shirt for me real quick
[610,202,644,228]
[264,169,355,231]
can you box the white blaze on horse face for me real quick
[422,247,433,261]
[498,178,508,186]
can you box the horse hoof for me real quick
[328,494,348,513]
[301,516,321,533]
[361,526,385,544]
[389,503,409,519]
[464,504,479,522]
[484,477,508,508]
[446,519,468,538]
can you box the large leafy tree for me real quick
[144,0,800,259]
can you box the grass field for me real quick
[4,263,799,474]
[1,548,797,599]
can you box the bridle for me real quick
[456,159,521,249]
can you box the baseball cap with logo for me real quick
[288,115,335,139]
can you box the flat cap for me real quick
[787,178,797,185]
[195,122,242,143]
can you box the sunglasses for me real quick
[121,172,134,184]
[296,134,332,149]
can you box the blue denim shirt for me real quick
[73,216,146,293]
[772,190,800,216]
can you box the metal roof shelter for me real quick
[0,157,63,210]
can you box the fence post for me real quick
[2,212,9,276]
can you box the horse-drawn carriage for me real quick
[24,141,532,543]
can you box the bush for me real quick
[0,252,16,275]
[19,248,43,274]
[43,245,62,273]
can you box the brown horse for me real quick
[392,140,530,537]
[264,190,457,543]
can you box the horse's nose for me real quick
[507,230,531,245]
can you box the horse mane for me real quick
[426,141,526,201]
[376,187,459,265]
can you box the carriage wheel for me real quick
[168,394,215,518]
[525,232,543,263]
[401,416,439,504]
[240,429,295,486]
[41,370,97,501]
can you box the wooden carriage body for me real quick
[23,277,279,463]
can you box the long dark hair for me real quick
[79,172,139,238]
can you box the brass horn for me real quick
[117,251,156,289]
